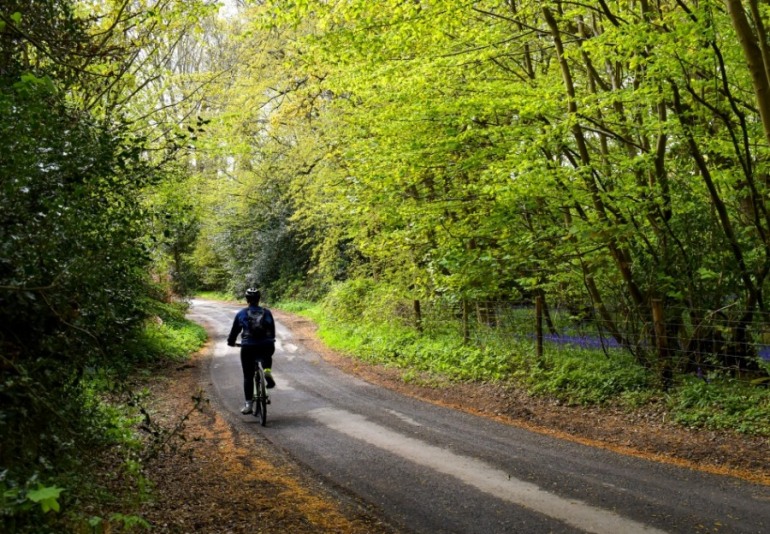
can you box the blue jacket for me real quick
[227,305,276,347]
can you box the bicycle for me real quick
[235,343,270,426]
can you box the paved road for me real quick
[189,299,770,534]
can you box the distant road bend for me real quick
[189,299,770,534]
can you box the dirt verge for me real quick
[137,339,397,534]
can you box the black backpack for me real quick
[244,307,267,339]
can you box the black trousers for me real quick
[240,343,275,401]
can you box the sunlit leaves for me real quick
[25,485,64,514]
[191,0,770,341]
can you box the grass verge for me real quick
[278,299,770,437]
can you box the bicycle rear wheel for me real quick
[253,367,268,426]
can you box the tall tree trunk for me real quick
[726,0,770,146]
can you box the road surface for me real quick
[188,299,770,534]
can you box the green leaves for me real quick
[25,485,64,513]
[13,72,54,93]
[182,1,770,392]
[1,482,64,518]
[0,4,206,531]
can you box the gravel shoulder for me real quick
[135,309,770,532]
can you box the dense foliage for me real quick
[192,0,770,384]
[1,1,213,530]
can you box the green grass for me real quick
[274,300,316,314]
[525,349,653,405]
[34,303,208,533]
[123,300,207,363]
[195,290,235,301]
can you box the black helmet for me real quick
[245,288,261,302]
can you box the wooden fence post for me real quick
[651,298,672,389]
[462,299,470,345]
[536,295,544,359]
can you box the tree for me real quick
[225,0,770,375]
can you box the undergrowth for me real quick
[282,297,770,437]
[669,375,770,436]
[125,300,207,363]
[2,300,207,533]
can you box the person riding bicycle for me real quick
[227,288,276,414]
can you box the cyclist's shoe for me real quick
[264,369,276,389]
[240,401,253,414]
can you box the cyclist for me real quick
[227,288,276,414]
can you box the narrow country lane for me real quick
[188,299,770,534]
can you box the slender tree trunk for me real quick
[651,299,673,389]
[535,288,558,335]
[543,6,646,309]
[413,299,422,333]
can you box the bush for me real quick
[1,307,207,532]
[322,279,419,329]
[322,278,378,324]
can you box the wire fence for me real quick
[403,298,770,384]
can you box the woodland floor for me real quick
[128,310,770,533]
